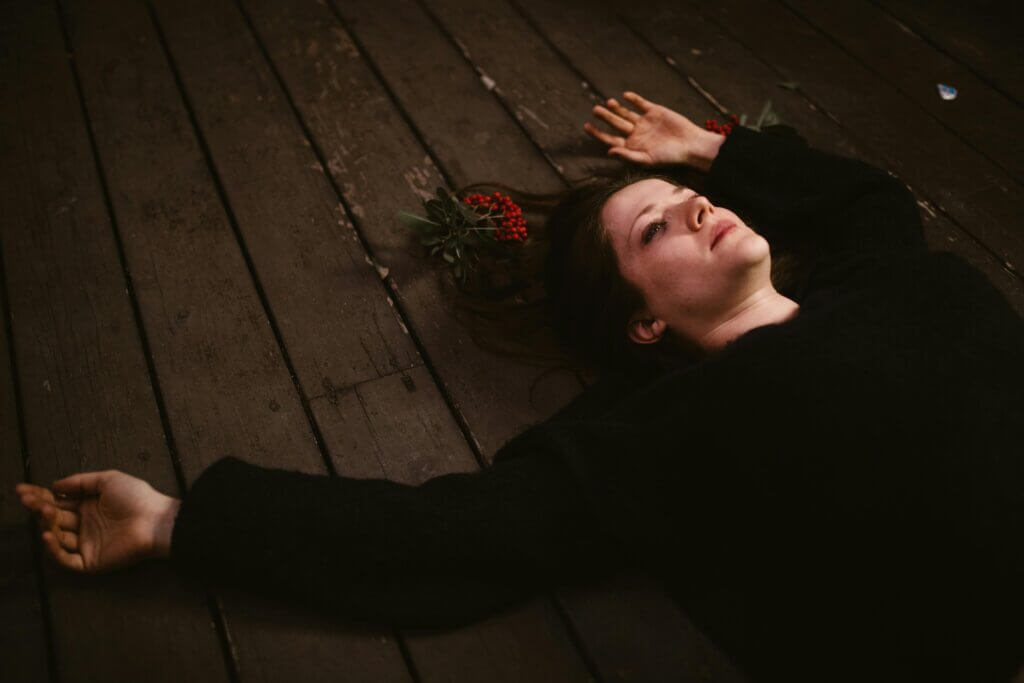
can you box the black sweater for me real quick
[170,128,1024,682]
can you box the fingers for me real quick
[40,506,80,550]
[622,91,654,112]
[42,530,85,571]
[583,122,626,148]
[605,98,640,123]
[52,471,110,498]
[591,105,634,134]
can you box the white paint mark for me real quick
[691,48,703,56]
[666,56,677,66]
[43,380,51,392]
[686,76,727,114]
[403,165,435,201]
[480,74,496,91]
[518,105,549,130]
[331,27,360,58]
[915,199,937,219]
[454,37,471,59]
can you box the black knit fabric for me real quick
[171,127,1024,682]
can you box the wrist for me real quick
[150,494,182,560]
[687,130,727,172]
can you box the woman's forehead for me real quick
[602,178,679,235]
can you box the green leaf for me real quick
[398,211,441,231]
[755,99,774,130]
[457,201,481,225]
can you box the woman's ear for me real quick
[627,315,667,345]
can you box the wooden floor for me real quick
[2,0,1022,681]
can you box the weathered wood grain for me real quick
[513,0,720,128]
[150,0,420,394]
[244,0,580,465]
[0,1,232,681]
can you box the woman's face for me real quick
[601,178,772,344]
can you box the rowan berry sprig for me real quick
[398,187,528,282]
[462,192,528,242]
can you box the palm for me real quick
[622,107,694,165]
[76,481,154,570]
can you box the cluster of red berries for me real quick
[705,113,740,136]
[463,192,528,242]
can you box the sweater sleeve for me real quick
[169,454,623,628]
[704,126,926,265]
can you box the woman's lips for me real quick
[711,222,737,250]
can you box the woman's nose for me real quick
[688,196,714,232]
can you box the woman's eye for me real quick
[642,220,666,245]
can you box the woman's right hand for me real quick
[16,470,181,573]
[584,91,725,171]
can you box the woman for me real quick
[17,92,1024,682]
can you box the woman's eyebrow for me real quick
[630,186,689,241]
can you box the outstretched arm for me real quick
[18,452,620,628]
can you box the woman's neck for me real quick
[699,289,801,351]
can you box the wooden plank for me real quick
[784,0,1023,182]
[875,0,1024,106]
[0,258,49,683]
[147,0,419,394]
[59,0,415,680]
[420,0,616,181]
[612,0,1024,316]
[661,0,1024,277]
[0,2,233,681]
